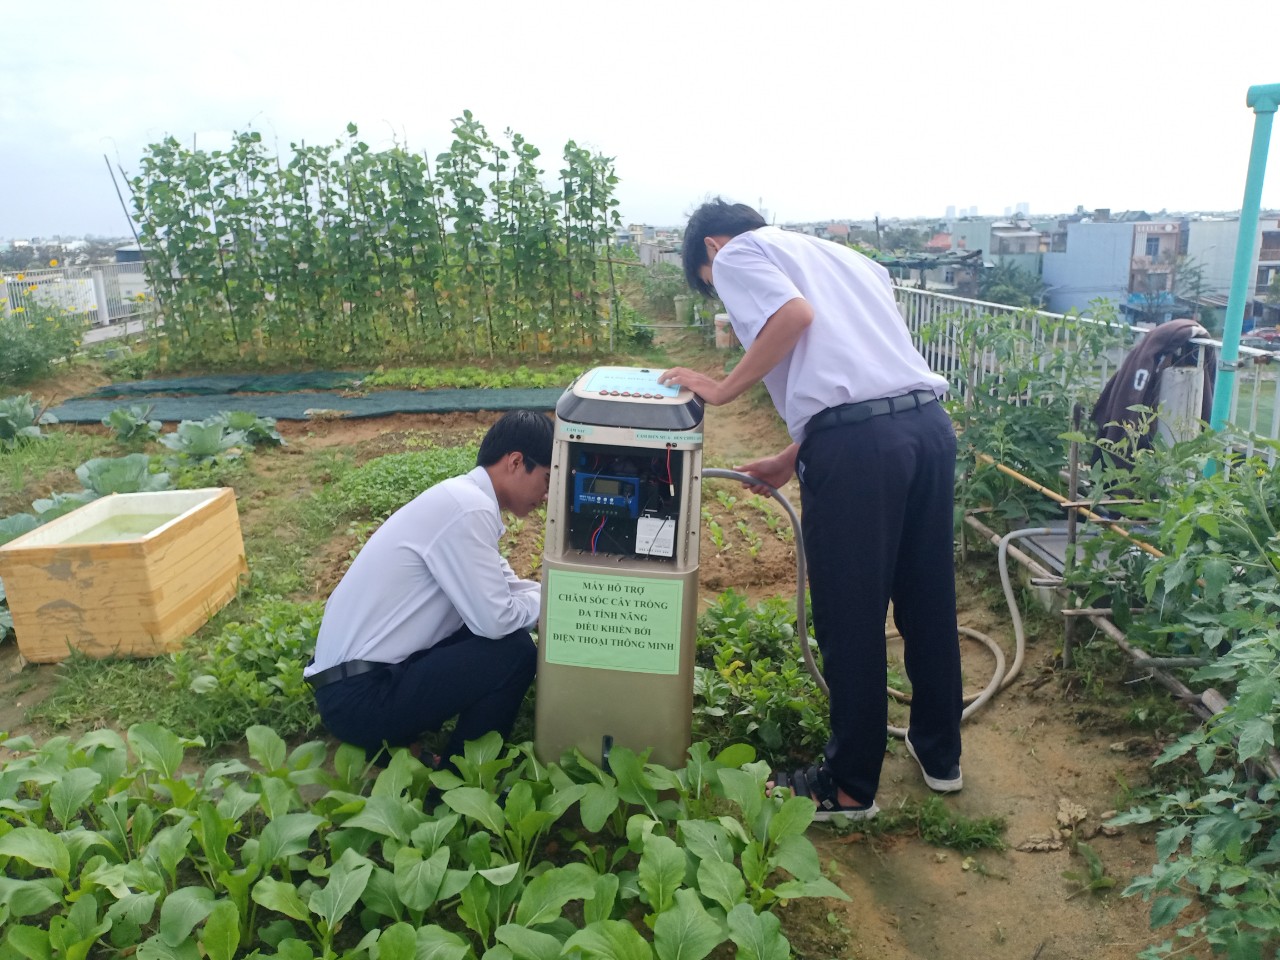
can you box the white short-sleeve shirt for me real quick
[307,466,541,674]
[711,227,947,442]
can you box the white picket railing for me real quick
[2,263,153,327]
[894,286,1280,465]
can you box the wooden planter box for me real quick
[0,488,247,662]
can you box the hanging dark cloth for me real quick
[1091,318,1215,470]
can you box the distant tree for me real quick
[0,244,66,272]
[0,239,126,272]
[880,227,926,253]
[1133,278,1167,325]
[1174,255,1214,331]
[979,261,1046,308]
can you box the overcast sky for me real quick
[3,0,1278,239]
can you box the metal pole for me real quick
[1208,83,1280,436]
[91,269,110,327]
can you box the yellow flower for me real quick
[15,273,24,281]
[27,285,37,293]
[50,259,58,267]
[14,306,25,314]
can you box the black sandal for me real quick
[774,762,879,822]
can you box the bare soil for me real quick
[0,338,1206,958]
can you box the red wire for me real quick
[591,515,606,553]
[666,445,673,483]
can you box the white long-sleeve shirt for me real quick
[307,466,540,674]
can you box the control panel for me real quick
[557,366,701,432]
[576,367,681,401]
[566,444,683,559]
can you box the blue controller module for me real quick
[573,473,641,517]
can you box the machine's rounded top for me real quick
[557,366,704,430]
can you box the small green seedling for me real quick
[1062,841,1115,899]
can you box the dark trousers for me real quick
[798,400,962,805]
[314,625,537,767]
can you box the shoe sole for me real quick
[813,800,880,823]
[905,735,963,793]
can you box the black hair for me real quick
[682,198,767,297]
[477,410,554,470]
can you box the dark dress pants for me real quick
[798,401,962,805]
[315,625,537,767]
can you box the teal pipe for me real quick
[1208,83,1280,434]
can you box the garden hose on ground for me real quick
[702,470,1030,738]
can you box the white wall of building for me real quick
[1041,222,1134,315]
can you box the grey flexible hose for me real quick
[701,469,1015,738]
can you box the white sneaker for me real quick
[905,733,963,793]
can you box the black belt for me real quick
[806,390,937,436]
[305,659,388,690]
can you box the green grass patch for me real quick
[0,429,116,514]
[216,445,358,600]
[30,600,322,749]
[1233,377,1277,431]
[862,795,1007,851]
[27,655,179,734]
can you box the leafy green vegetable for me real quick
[76,454,172,496]
[0,726,839,960]
[0,512,42,545]
[212,411,285,447]
[31,490,95,520]
[160,419,248,460]
[103,404,162,444]
[0,393,56,447]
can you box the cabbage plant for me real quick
[76,454,173,496]
[160,419,248,460]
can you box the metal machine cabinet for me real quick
[535,367,704,768]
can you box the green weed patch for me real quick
[330,445,480,520]
[865,795,1007,852]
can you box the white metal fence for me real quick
[894,286,1280,465]
[2,263,153,327]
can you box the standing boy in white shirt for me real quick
[661,199,963,820]
[307,410,553,768]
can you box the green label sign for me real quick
[559,423,594,436]
[545,570,683,674]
